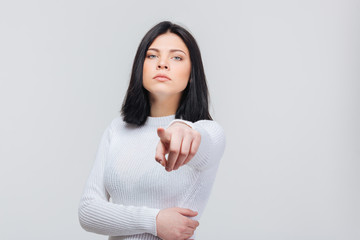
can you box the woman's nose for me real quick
[156,58,169,70]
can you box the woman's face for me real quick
[143,32,191,99]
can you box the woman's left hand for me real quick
[155,122,201,172]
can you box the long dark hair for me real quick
[120,21,212,126]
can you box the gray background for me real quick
[0,0,359,239]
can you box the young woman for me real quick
[78,21,226,240]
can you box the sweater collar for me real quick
[145,114,176,127]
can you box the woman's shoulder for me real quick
[192,119,226,155]
[194,119,226,137]
[107,116,127,132]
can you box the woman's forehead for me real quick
[148,33,189,54]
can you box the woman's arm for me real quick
[165,119,226,171]
[78,122,160,237]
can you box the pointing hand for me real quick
[155,122,201,171]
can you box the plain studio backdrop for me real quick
[0,0,359,239]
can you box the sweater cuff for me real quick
[166,119,194,129]
[142,207,161,236]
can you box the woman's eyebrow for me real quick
[147,48,187,55]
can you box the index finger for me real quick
[157,127,171,144]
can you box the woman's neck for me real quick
[149,93,181,117]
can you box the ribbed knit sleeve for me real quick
[78,121,161,237]
[166,119,226,171]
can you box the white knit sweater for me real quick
[78,114,226,240]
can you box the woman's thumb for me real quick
[176,208,198,217]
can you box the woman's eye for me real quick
[173,56,182,61]
[147,54,157,59]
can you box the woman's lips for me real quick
[153,76,171,82]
